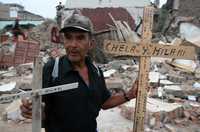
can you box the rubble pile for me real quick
[99,59,138,91]
[0,63,33,93]
[0,47,200,131]
[0,0,200,131]
[28,19,59,49]
[98,55,200,131]
[121,99,200,130]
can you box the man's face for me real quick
[63,31,92,63]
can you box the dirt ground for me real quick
[0,104,132,132]
[97,107,132,132]
[0,104,200,132]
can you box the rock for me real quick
[105,77,124,94]
[4,99,26,122]
[121,98,184,129]
[165,124,176,132]
[103,69,117,78]
[16,63,33,76]
[0,82,16,92]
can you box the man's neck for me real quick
[71,59,90,86]
[72,60,86,70]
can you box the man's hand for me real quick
[20,98,32,119]
[126,80,138,100]
[126,80,151,100]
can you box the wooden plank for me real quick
[133,6,154,132]
[104,40,195,59]
[108,13,124,41]
[32,57,42,132]
[116,21,130,42]
[123,21,137,43]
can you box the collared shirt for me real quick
[42,56,111,132]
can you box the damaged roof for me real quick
[81,7,135,32]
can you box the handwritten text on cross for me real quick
[104,40,195,60]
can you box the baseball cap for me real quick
[60,14,93,33]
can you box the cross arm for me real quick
[104,40,196,60]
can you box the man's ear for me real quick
[89,39,95,50]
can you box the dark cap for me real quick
[60,14,93,33]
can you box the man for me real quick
[21,14,138,132]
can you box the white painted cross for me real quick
[104,6,196,132]
[0,57,78,132]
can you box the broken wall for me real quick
[177,0,200,27]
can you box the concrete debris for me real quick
[15,74,33,90]
[121,97,182,118]
[121,99,200,130]
[164,124,176,132]
[103,69,117,78]
[180,23,200,48]
[0,82,16,92]
[193,82,200,89]
[170,59,197,73]
[105,77,124,94]
[157,87,164,97]
[15,63,33,76]
[120,64,132,71]
[0,70,16,78]
[187,96,197,101]
[105,77,124,89]
[166,74,186,83]
[160,79,174,85]
[149,72,160,83]
[3,99,26,122]
[164,85,182,91]
[97,56,200,131]
[195,67,200,79]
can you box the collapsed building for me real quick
[0,2,44,30]
[0,0,200,132]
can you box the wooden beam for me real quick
[133,6,154,132]
[32,57,42,132]
[108,13,124,41]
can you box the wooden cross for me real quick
[103,6,196,132]
[0,57,78,132]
